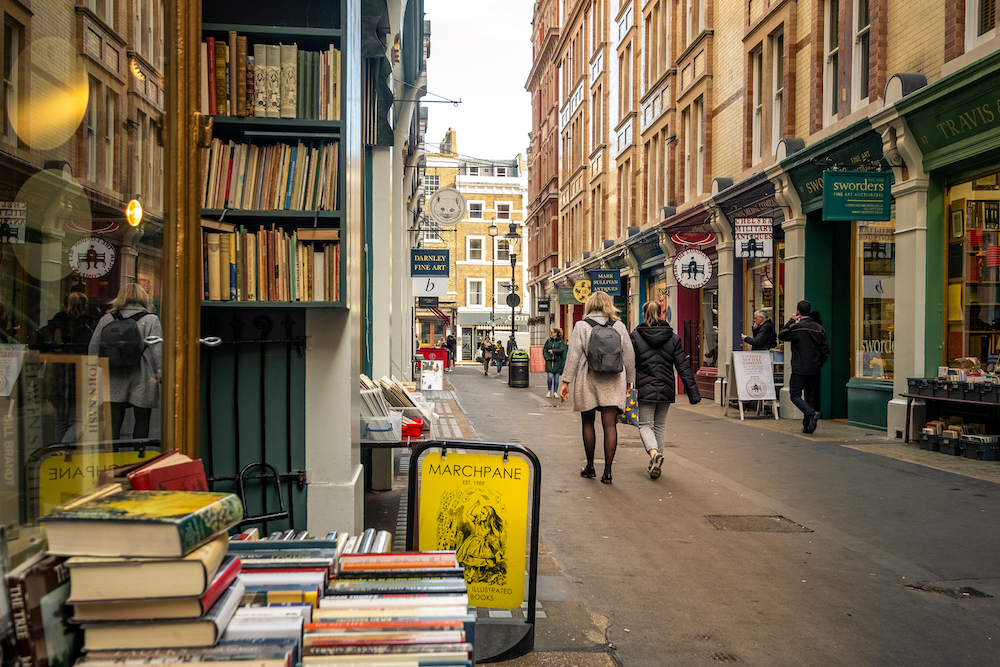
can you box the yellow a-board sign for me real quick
[38,448,160,517]
[418,452,528,609]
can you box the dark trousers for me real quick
[789,372,819,420]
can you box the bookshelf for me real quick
[199,14,345,307]
[950,198,1000,362]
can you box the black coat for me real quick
[777,316,830,375]
[630,321,701,404]
[744,318,777,350]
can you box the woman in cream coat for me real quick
[559,291,635,484]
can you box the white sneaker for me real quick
[546,391,552,398]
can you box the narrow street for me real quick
[381,365,1000,666]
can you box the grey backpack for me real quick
[583,318,623,373]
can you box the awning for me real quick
[431,307,450,322]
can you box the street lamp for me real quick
[488,223,499,340]
[505,222,521,351]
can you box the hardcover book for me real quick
[206,233,222,300]
[70,554,240,621]
[73,638,295,667]
[235,34,247,117]
[67,535,230,602]
[253,44,268,117]
[81,580,244,650]
[279,43,297,119]
[127,450,209,492]
[337,551,458,572]
[214,40,228,116]
[266,44,280,118]
[206,37,217,115]
[4,553,83,667]
[41,491,244,558]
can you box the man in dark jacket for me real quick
[445,333,457,372]
[741,310,777,350]
[778,300,830,434]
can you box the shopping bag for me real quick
[618,388,639,426]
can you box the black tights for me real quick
[111,403,153,440]
[581,406,619,476]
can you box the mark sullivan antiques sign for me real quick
[418,452,528,609]
[734,218,774,258]
[822,171,892,221]
[589,269,621,295]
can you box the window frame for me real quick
[495,278,514,306]
[966,0,997,52]
[495,237,511,262]
[751,46,763,165]
[772,30,785,152]
[466,235,485,262]
[468,201,484,219]
[824,0,841,126]
[467,278,485,307]
[852,0,871,107]
[495,166,507,177]
[468,166,479,176]
[495,202,512,220]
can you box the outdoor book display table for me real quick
[902,378,1000,443]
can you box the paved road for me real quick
[440,364,1000,667]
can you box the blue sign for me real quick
[589,269,621,296]
[411,249,450,276]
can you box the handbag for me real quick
[618,388,640,426]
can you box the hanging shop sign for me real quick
[670,232,716,247]
[427,187,466,226]
[413,277,447,297]
[572,279,591,303]
[734,218,774,258]
[411,249,450,276]
[822,171,892,221]
[673,248,712,289]
[69,237,116,279]
[417,296,439,308]
[419,451,529,609]
[0,201,26,243]
[537,299,550,313]
[558,286,580,305]
[589,269,621,295]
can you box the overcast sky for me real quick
[422,0,533,162]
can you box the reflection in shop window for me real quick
[855,218,895,380]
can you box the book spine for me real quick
[284,146,297,211]
[296,50,305,119]
[246,54,255,118]
[7,572,38,667]
[230,232,238,301]
[279,43,297,119]
[207,37,217,115]
[207,234,222,300]
[214,40,227,116]
[266,44,280,118]
[236,34,247,117]
[253,44,267,117]
[174,492,244,555]
[224,43,231,116]
[200,41,209,115]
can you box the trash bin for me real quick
[509,350,529,388]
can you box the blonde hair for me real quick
[109,282,151,314]
[583,291,618,321]
[64,292,89,319]
[643,301,661,326]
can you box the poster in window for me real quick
[951,210,964,238]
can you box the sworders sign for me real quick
[822,170,891,221]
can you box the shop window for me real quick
[745,242,785,344]
[946,170,1000,366]
[420,322,444,346]
[854,218,896,380]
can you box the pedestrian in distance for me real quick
[741,309,777,350]
[446,332,457,371]
[543,327,567,399]
[493,340,508,375]
[777,299,830,434]
[559,291,636,484]
[631,301,701,479]
[479,336,493,376]
[89,282,162,441]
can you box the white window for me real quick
[853,0,870,106]
[469,202,483,219]
[751,47,763,165]
[467,279,485,307]
[420,221,441,243]
[468,166,479,176]
[105,89,115,188]
[3,18,20,146]
[86,78,98,181]
[423,173,440,198]
[495,279,513,305]
[496,167,508,177]
[495,238,511,262]
[496,203,511,220]
[967,0,996,51]
[824,0,840,125]
[467,236,484,261]
[772,32,785,152]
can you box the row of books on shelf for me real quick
[201,32,341,121]
[202,138,339,212]
[5,473,473,667]
[202,227,340,302]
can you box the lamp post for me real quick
[488,223,499,340]
[505,223,521,351]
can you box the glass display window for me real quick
[853,217,896,380]
[744,241,785,345]
[946,170,1000,369]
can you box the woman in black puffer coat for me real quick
[630,301,701,480]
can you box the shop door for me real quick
[462,330,473,360]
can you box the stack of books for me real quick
[39,488,245,652]
[303,550,475,665]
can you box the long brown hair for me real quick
[109,282,151,315]
[583,291,618,321]
[643,301,661,326]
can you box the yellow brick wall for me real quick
[711,0,746,180]
[886,0,945,83]
[792,0,814,142]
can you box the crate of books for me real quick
[919,429,941,451]
[361,412,403,443]
[961,434,1000,461]
[979,382,1000,404]
[907,378,932,396]
[931,379,951,399]
[939,431,962,456]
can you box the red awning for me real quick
[430,307,450,323]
